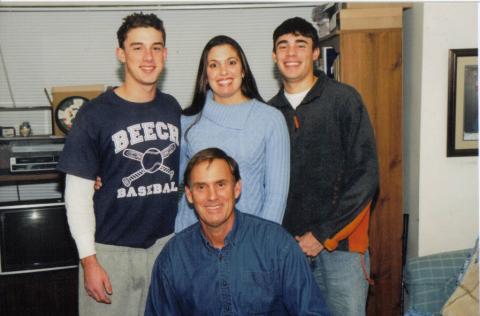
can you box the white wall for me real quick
[404,2,478,258]
[404,3,423,258]
[0,3,317,202]
[0,4,315,110]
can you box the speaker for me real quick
[51,84,105,136]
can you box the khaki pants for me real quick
[78,234,172,316]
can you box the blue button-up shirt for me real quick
[145,210,330,315]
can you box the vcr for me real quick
[4,137,64,173]
[10,154,60,172]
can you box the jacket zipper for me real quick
[293,112,300,131]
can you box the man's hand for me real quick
[81,255,112,304]
[94,176,103,190]
[295,232,324,257]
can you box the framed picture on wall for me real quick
[447,48,478,157]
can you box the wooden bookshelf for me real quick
[343,2,413,10]
[318,5,409,316]
[340,7,403,30]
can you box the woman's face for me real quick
[206,44,247,105]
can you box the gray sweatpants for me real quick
[78,234,172,316]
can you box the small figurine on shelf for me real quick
[19,121,32,137]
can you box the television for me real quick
[0,199,78,274]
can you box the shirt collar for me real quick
[198,209,241,251]
[273,71,329,109]
[202,90,254,130]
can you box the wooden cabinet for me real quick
[319,6,407,316]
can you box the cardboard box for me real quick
[51,84,105,136]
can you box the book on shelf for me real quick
[322,46,339,80]
[333,54,341,81]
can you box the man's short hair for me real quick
[117,12,166,48]
[272,17,319,51]
[183,148,241,187]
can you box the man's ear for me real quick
[313,47,320,61]
[185,185,194,204]
[116,47,126,64]
[272,51,278,64]
[163,47,168,60]
[234,180,242,200]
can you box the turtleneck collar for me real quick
[202,90,256,130]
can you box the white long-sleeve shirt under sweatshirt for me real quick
[64,174,96,259]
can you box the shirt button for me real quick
[226,305,230,311]
[222,280,227,287]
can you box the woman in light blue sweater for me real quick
[175,35,290,232]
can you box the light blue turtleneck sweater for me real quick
[175,91,290,232]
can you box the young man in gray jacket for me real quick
[269,17,379,316]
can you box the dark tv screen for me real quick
[0,201,78,273]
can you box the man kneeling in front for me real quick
[145,147,330,315]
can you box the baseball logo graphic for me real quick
[122,143,176,187]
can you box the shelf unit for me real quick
[0,136,76,316]
[0,171,61,184]
[318,4,410,316]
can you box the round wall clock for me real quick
[55,96,89,134]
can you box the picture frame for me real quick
[447,48,478,157]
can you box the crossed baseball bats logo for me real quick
[121,143,176,187]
